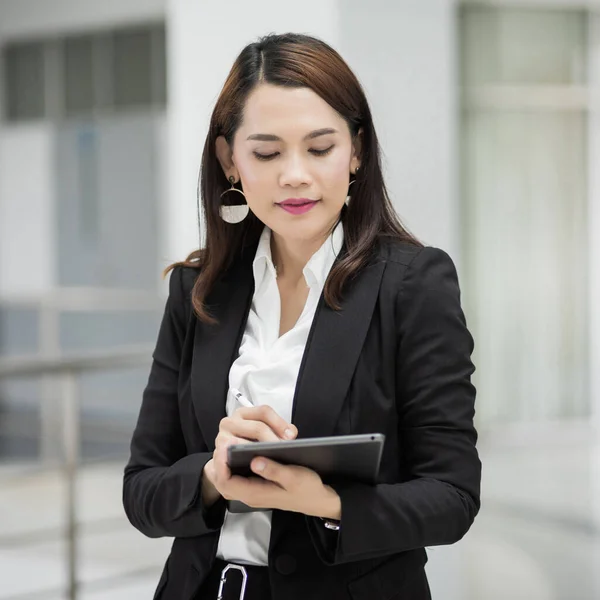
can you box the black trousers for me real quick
[196,559,272,600]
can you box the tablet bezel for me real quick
[227,432,385,481]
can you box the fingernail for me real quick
[284,428,295,439]
[253,460,265,472]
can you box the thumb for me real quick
[251,457,285,484]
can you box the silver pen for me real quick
[230,388,295,440]
[230,388,253,408]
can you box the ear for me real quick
[350,128,363,174]
[215,135,238,181]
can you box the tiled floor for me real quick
[0,436,598,600]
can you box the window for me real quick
[64,36,95,115]
[2,23,166,122]
[4,41,46,120]
[113,27,154,108]
[460,7,590,424]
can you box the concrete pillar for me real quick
[338,0,460,263]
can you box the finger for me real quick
[220,474,280,507]
[215,431,249,451]
[235,405,297,440]
[214,435,245,480]
[213,437,234,475]
[250,457,292,488]
[213,444,232,484]
[220,416,281,443]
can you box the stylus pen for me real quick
[230,388,253,408]
[230,388,295,440]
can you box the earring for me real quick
[220,176,249,223]
[345,166,359,206]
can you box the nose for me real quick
[278,152,312,189]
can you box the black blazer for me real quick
[123,238,481,600]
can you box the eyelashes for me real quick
[253,146,335,161]
[310,146,334,157]
[253,152,278,161]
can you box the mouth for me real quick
[277,198,320,215]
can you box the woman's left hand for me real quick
[216,451,342,520]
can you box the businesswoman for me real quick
[123,33,481,600]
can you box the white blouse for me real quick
[216,222,344,566]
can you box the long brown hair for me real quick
[166,33,421,323]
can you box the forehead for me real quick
[238,84,347,138]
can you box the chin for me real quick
[275,218,338,245]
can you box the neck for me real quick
[270,230,327,283]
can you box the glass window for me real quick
[113,27,153,108]
[2,23,166,121]
[151,24,167,106]
[461,7,587,86]
[64,35,95,115]
[4,41,46,121]
[460,7,590,424]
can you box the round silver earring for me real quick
[345,166,359,206]
[220,176,249,224]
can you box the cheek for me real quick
[234,157,272,212]
[320,153,351,194]
[235,157,263,190]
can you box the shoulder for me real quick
[166,264,200,295]
[375,237,461,297]
[165,265,201,324]
[377,236,456,272]
[180,265,201,296]
[376,237,423,266]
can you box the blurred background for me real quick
[0,0,598,598]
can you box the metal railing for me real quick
[0,345,154,600]
[0,287,164,463]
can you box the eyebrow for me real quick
[246,128,338,142]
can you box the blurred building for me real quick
[0,1,598,599]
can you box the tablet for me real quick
[226,433,385,513]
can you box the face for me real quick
[216,84,361,246]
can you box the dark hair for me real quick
[166,33,421,323]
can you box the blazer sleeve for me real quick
[308,246,481,564]
[122,266,226,538]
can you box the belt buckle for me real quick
[217,563,248,600]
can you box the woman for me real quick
[123,33,481,600]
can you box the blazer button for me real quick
[274,554,297,575]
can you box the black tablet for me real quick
[226,433,385,513]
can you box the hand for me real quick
[201,404,297,507]
[245,457,342,519]
[205,453,341,519]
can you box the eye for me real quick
[253,151,279,161]
[309,145,334,157]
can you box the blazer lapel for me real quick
[191,253,255,450]
[292,258,386,438]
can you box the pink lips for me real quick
[277,198,320,215]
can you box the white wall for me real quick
[0,124,55,296]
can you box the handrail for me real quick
[0,289,164,467]
[0,344,154,377]
[0,287,165,312]
[0,346,154,600]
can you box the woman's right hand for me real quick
[201,405,297,507]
